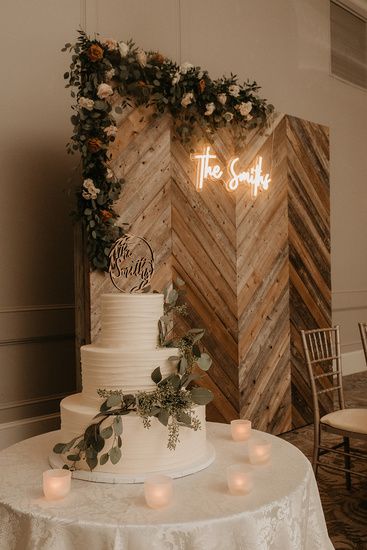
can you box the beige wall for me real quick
[0,0,366,448]
[0,0,81,449]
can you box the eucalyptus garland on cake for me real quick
[63,30,274,271]
[54,280,213,471]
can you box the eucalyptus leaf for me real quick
[53,443,66,454]
[157,409,169,426]
[151,366,162,384]
[177,411,192,426]
[86,455,98,471]
[100,425,113,439]
[110,446,122,465]
[196,353,212,371]
[100,453,109,466]
[178,356,188,375]
[117,435,122,448]
[67,454,80,462]
[113,415,123,435]
[188,328,205,342]
[168,289,178,305]
[106,394,121,407]
[190,387,214,405]
[176,277,185,286]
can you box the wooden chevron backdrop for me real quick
[75,108,330,434]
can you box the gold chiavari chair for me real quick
[358,322,367,367]
[301,325,367,489]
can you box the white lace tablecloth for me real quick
[0,423,333,550]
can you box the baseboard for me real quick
[0,413,60,451]
[342,349,366,376]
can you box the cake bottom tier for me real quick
[58,394,210,477]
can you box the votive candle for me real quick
[43,469,71,500]
[248,439,272,465]
[144,475,173,509]
[230,419,252,441]
[227,464,253,495]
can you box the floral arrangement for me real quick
[53,280,213,471]
[63,30,274,270]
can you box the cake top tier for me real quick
[97,293,164,349]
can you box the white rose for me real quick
[102,38,118,51]
[97,83,114,99]
[172,71,180,85]
[181,92,194,107]
[217,93,227,105]
[78,97,94,111]
[180,61,194,74]
[204,102,215,116]
[238,101,252,117]
[228,84,240,97]
[136,48,147,67]
[104,125,118,137]
[105,68,115,81]
[83,179,100,200]
[223,111,234,122]
[119,41,129,57]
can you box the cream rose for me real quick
[105,68,115,81]
[204,103,215,116]
[82,179,100,200]
[106,168,114,180]
[223,111,234,122]
[228,84,240,97]
[136,48,147,67]
[181,92,194,107]
[237,101,252,117]
[104,125,118,137]
[172,71,180,85]
[78,97,94,111]
[102,39,118,51]
[180,61,194,74]
[119,41,129,57]
[97,83,114,99]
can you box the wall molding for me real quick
[0,333,74,348]
[0,304,74,314]
[0,412,60,451]
[342,349,366,376]
[332,288,367,312]
[0,392,71,412]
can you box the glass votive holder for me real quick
[144,475,173,509]
[248,439,272,465]
[227,464,253,495]
[43,469,71,500]
[230,419,252,441]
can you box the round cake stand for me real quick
[49,442,216,484]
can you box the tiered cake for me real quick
[57,293,213,481]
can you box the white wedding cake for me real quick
[57,293,213,481]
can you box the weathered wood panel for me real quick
[76,108,330,434]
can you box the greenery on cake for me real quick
[62,30,274,271]
[53,280,214,471]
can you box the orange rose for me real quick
[198,79,206,93]
[151,53,164,64]
[137,80,147,87]
[100,209,113,222]
[87,44,104,62]
[88,138,103,153]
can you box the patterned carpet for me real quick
[281,372,367,550]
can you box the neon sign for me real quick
[191,146,271,197]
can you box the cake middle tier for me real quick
[81,345,179,399]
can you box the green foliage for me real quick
[63,30,274,272]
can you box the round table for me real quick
[0,423,333,550]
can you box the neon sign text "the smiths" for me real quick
[191,146,271,197]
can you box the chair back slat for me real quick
[359,322,367,365]
[300,326,345,425]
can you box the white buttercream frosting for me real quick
[99,293,164,349]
